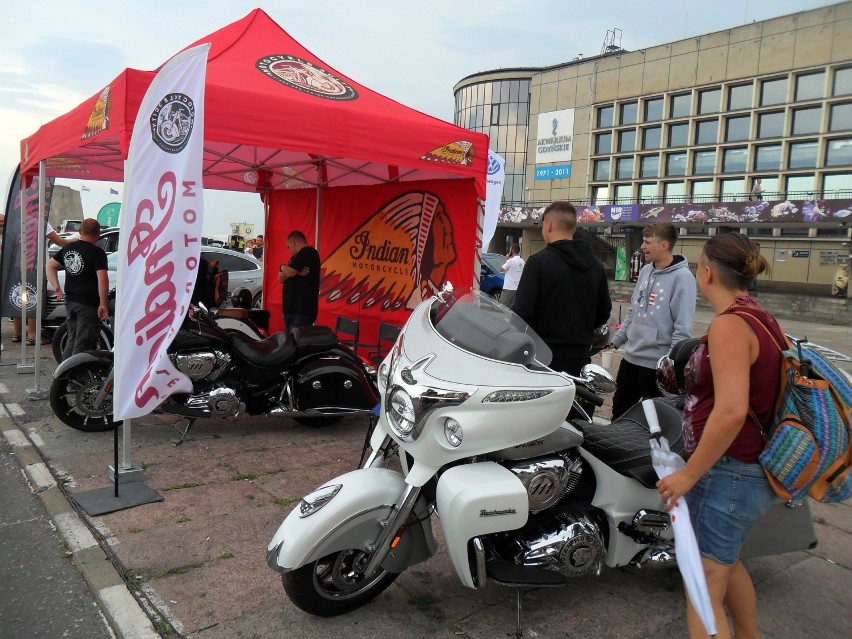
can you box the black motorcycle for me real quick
[49,305,379,435]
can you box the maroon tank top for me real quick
[681,305,784,462]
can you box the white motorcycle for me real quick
[267,285,817,622]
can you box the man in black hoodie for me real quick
[512,201,612,375]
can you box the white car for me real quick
[45,237,264,328]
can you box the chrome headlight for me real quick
[388,387,416,439]
[444,417,463,447]
[299,484,342,518]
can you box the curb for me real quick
[0,405,161,639]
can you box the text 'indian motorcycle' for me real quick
[49,304,379,435]
[266,285,817,619]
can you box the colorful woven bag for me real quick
[735,311,851,504]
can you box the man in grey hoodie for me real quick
[609,223,696,419]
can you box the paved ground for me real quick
[0,310,850,639]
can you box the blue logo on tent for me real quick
[487,154,501,175]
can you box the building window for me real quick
[620,102,638,125]
[723,147,748,173]
[691,180,714,199]
[698,88,721,115]
[668,122,689,147]
[642,126,661,150]
[597,105,614,128]
[666,153,687,176]
[823,173,852,196]
[833,67,852,96]
[754,144,782,171]
[720,178,745,199]
[786,174,815,195]
[830,103,852,131]
[693,150,716,175]
[760,77,788,106]
[638,182,659,201]
[695,119,718,145]
[757,111,785,138]
[796,71,825,101]
[670,93,691,118]
[591,185,610,203]
[490,104,500,125]
[595,132,612,155]
[644,97,663,122]
[788,141,819,169]
[725,115,751,141]
[792,107,822,135]
[639,154,660,178]
[663,182,685,201]
[614,184,633,202]
[616,157,634,179]
[618,129,636,152]
[728,83,753,110]
[593,159,611,181]
[826,138,852,167]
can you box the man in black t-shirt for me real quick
[277,230,320,333]
[46,218,109,359]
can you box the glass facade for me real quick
[454,77,530,202]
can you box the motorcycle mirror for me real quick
[580,363,617,394]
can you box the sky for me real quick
[0,0,840,237]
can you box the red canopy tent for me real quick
[21,8,488,338]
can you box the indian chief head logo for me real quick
[149,93,195,154]
[320,191,457,311]
[421,141,476,166]
[82,85,111,140]
[257,55,358,101]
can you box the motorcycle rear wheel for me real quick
[281,549,398,616]
[49,361,119,432]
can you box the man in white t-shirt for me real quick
[499,244,524,307]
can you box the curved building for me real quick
[454,2,852,292]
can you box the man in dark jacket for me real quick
[512,201,611,375]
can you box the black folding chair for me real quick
[368,322,401,365]
[334,316,360,351]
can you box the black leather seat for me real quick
[292,325,337,356]
[230,331,298,367]
[580,398,685,488]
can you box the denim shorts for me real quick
[684,456,778,566]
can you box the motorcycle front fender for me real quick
[266,467,435,574]
[53,350,113,378]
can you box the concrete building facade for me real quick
[454,2,852,294]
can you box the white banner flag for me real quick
[482,150,505,252]
[114,44,210,421]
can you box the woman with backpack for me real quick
[656,232,781,639]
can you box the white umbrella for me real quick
[643,399,717,637]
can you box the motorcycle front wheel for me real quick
[281,549,398,616]
[49,361,119,432]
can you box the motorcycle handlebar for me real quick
[573,383,604,407]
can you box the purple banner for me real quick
[497,198,852,227]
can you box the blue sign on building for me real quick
[535,164,572,180]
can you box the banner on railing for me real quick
[497,198,852,226]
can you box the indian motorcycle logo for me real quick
[256,55,358,101]
[149,93,195,154]
[421,140,476,166]
[320,191,457,311]
[82,85,111,140]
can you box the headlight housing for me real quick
[388,387,416,439]
[299,484,342,518]
[444,418,463,447]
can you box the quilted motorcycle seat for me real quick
[229,331,298,367]
[581,398,685,489]
[292,325,338,356]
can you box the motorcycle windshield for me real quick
[430,288,552,367]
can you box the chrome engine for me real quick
[510,512,605,577]
[509,455,583,513]
[172,350,232,381]
[182,387,243,418]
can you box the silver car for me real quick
[45,237,264,326]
